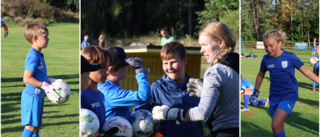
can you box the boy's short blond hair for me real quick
[84,35,89,40]
[161,42,186,61]
[81,46,111,68]
[24,23,48,44]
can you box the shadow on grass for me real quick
[298,97,319,107]
[241,121,272,136]
[286,112,319,136]
[298,81,316,91]
[1,74,78,83]
[255,104,318,136]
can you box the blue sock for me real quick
[313,81,317,89]
[258,99,266,106]
[22,128,33,137]
[273,129,286,137]
[32,131,39,137]
[244,95,249,108]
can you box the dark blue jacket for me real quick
[134,74,204,137]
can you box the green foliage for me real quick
[81,0,207,42]
[197,0,239,39]
[241,0,319,42]
[1,0,79,25]
[241,49,319,137]
[1,22,79,136]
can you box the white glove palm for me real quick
[41,82,60,102]
[152,105,181,121]
[187,78,203,97]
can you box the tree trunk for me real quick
[188,0,192,37]
[252,0,259,40]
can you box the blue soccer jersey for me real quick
[260,50,304,101]
[81,40,89,48]
[24,48,47,98]
[81,87,106,132]
[241,79,255,94]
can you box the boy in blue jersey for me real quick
[241,75,268,111]
[81,46,111,133]
[97,47,151,121]
[312,47,319,91]
[134,42,204,137]
[255,29,319,137]
[21,23,61,137]
[312,38,317,57]
[81,35,90,50]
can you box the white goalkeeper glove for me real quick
[152,105,182,121]
[47,77,63,84]
[41,81,60,102]
[187,78,203,97]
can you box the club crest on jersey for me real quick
[281,61,288,68]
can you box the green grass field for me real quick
[1,21,79,136]
[241,49,319,137]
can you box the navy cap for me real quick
[81,56,101,74]
[106,47,128,65]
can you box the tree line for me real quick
[81,0,239,41]
[241,0,319,42]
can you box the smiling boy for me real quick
[134,42,204,137]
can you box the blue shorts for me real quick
[312,47,316,52]
[269,100,296,118]
[21,92,44,127]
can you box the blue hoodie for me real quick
[134,74,204,137]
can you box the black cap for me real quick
[81,56,101,74]
[106,47,128,65]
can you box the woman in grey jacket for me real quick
[152,22,239,137]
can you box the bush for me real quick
[1,0,78,25]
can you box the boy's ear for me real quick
[32,36,38,44]
[108,66,115,76]
[183,56,188,66]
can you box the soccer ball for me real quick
[131,109,154,137]
[102,116,133,137]
[80,109,100,137]
[310,57,317,66]
[48,78,71,104]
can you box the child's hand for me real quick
[41,82,60,102]
[125,57,150,75]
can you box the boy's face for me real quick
[89,67,108,83]
[113,65,128,85]
[161,30,168,37]
[34,34,49,48]
[162,54,187,83]
[264,37,282,57]
[81,72,90,90]
[199,35,223,64]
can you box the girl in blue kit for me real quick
[255,29,319,137]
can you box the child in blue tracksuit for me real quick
[21,23,54,137]
[241,76,268,111]
[81,46,110,133]
[134,42,204,137]
[97,47,152,121]
[255,29,319,137]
